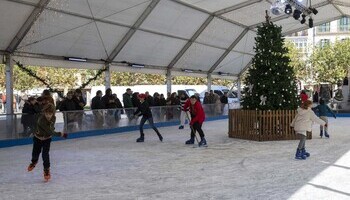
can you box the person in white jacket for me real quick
[291,100,327,160]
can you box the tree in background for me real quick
[310,39,350,84]
[284,41,309,83]
[241,18,299,110]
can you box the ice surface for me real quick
[0,118,349,200]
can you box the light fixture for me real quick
[131,63,145,68]
[218,72,229,76]
[300,14,306,24]
[65,57,87,62]
[308,17,313,28]
[285,4,292,14]
[183,69,194,73]
[309,7,318,15]
[293,9,302,20]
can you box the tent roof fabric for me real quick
[1,0,349,79]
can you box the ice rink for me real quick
[0,118,349,200]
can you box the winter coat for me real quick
[313,104,336,117]
[146,96,154,107]
[291,107,326,135]
[220,96,228,104]
[74,96,86,110]
[21,102,39,126]
[59,98,77,111]
[123,93,133,108]
[134,101,152,118]
[184,100,205,125]
[34,115,61,140]
[91,96,104,110]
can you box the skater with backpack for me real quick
[134,93,163,143]
[183,95,207,147]
[291,100,326,160]
[27,103,68,181]
[313,99,336,138]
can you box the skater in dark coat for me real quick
[27,103,67,181]
[183,95,207,146]
[134,93,163,143]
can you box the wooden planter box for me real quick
[228,109,312,141]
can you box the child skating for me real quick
[134,93,163,142]
[183,95,207,147]
[27,103,67,181]
[313,99,336,138]
[291,100,326,160]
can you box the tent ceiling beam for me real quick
[214,0,264,15]
[208,28,250,74]
[333,0,350,7]
[5,0,50,53]
[238,60,252,78]
[169,0,252,30]
[328,0,345,15]
[167,15,214,69]
[106,0,160,63]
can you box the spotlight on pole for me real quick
[308,17,313,28]
[310,7,318,15]
[300,14,306,24]
[293,9,302,20]
[285,4,292,14]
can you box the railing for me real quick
[0,103,240,140]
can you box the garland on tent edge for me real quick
[13,59,107,98]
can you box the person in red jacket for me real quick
[183,95,207,146]
[300,90,308,103]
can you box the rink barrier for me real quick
[0,115,228,148]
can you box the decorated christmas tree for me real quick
[242,12,299,110]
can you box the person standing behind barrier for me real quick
[134,93,163,143]
[21,97,40,136]
[1,93,6,113]
[91,90,104,128]
[59,91,77,132]
[300,90,308,104]
[42,90,55,106]
[313,99,336,138]
[132,92,141,108]
[74,89,86,130]
[145,91,154,106]
[123,88,133,120]
[178,93,190,129]
[113,94,123,121]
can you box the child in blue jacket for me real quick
[313,99,336,138]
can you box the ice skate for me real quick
[324,131,329,138]
[178,125,184,129]
[136,136,144,142]
[27,162,37,172]
[320,130,323,138]
[301,148,310,157]
[295,149,306,160]
[198,137,207,147]
[43,168,51,181]
[185,138,194,145]
[157,134,163,142]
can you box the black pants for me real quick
[191,122,205,138]
[31,137,51,169]
[140,116,160,137]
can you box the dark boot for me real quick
[157,133,163,142]
[136,135,144,143]
[324,131,329,138]
[301,148,310,157]
[320,130,323,138]
[295,149,306,160]
[185,137,195,145]
[44,168,51,181]
[199,137,207,147]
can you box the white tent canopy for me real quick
[1,0,349,79]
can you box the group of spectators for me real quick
[19,87,229,134]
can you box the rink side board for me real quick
[0,115,228,148]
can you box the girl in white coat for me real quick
[291,100,327,159]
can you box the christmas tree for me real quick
[242,12,299,110]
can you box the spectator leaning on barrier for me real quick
[21,97,40,136]
[91,90,104,128]
[123,88,134,120]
